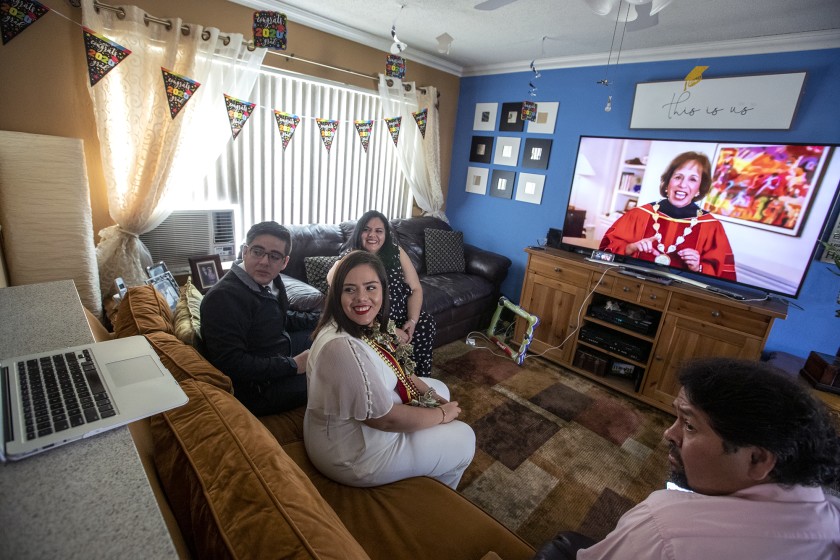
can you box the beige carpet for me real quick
[432,340,673,549]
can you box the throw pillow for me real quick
[424,228,465,275]
[304,255,340,294]
[173,278,203,346]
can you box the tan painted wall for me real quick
[0,0,459,240]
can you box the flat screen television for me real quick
[561,136,840,298]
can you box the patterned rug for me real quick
[432,341,674,549]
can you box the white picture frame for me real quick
[514,173,546,205]
[526,101,559,134]
[465,166,489,195]
[473,102,498,131]
[493,137,521,166]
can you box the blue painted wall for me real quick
[446,48,840,358]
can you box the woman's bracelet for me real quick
[406,318,417,325]
[439,407,447,424]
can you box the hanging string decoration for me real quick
[1,0,49,45]
[273,110,300,151]
[412,108,427,138]
[161,68,201,119]
[385,116,402,147]
[385,54,406,79]
[316,118,338,152]
[521,101,537,122]
[82,27,130,87]
[252,11,286,50]
[224,94,256,140]
[354,120,373,153]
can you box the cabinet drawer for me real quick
[668,293,771,337]
[611,276,641,300]
[639,285,668,310]
[530,256,591,288]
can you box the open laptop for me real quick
[1,335,188,462]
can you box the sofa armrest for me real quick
[464,244,512,287]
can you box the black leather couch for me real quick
[281,216,512,347]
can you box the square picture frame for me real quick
[465,166,490,195]
[493,136,521,166]
[522,138,552,169]
[189,254,224,294]
[499,102,525,132]
[145,271,180,312]
[514,173,546,205]
[469,136,495,163]
[473,102,498,131]
[526,101,559,134]
[489,169,515,199]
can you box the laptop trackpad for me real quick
[107,356,162,388]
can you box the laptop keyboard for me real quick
[17,349,115,441]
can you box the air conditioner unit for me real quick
[140,209,237,275]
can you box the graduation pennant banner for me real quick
[1,0,49,45]
[412,108,427,139]
[162,68,201,119]
[83,27,131,87]
[385,54,405,79]
[273,110,300,151]
[252,10,286,50]
[224,94,256,140]
[521,100,538,122]
[316,118,338,153]
[385,116,401,147]
[354,120,373,153]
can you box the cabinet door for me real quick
[520,271,586,364]
[641,314,763,408]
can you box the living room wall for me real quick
[446,48,840,358]
[0,0,460,240]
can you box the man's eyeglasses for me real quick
[244,245,286,263]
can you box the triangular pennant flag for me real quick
[252,11,287,50]
[521,100,538,122]
[412,108,427,139]
[384,116,401,147]
[161,68,200,119]
[316,118,338,153]
[273,110,300,151]
[224,94,256,140]
[385,55,405,79]
[1,0,49,45]
[354,120,373,153]
[82,27,131,87]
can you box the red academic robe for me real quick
[599,204,737,280]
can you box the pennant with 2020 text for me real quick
[161,68,201,119]
[521,100,538,122]
[1,0,49,45]
[82,27,131,87]
[224,94,256,140]
[385,55,405,79]
[273,110,300,151]
[354,120,373,153]
[412,108,427,139]
[385,116,401,147]
[316,118,338,153]
[253,11,286,50]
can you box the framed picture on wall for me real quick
[189,254,224,294]
[465,166,489,195]
[493,137,521,166]
[499,102,525,132]
[469,136,494,163]
[514,173,546,205]
[473,102,498,131]
[522,138,552,169]
[526,101,559,134]
[489,170,515,199]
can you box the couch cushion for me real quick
[425,228,466,275]
[113,285,174,337]
[304,255,340,294]
[391,216,452,274]
[284,274,325,312]
[284,224,348,282]
[152,378,370,560]
[145,331,233,392]
[420,274,495,315]
[173,278,203,346]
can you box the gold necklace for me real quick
[651,202,703,266]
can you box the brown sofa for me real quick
[113,285,535,560]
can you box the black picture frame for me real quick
[189,254,224,294]
[489,169,515,199]
[499,102,525,132]
[522,138,552,169]
[469,135,494,163]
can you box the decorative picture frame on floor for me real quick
[493,136,521,166]
[465,166,489,195]
[469,136,494,163]
[522,138,552,169]
[499,102,525,132]
[490,169,515,199]
[189,254,224,294]
[514,173,546,205]
[473,102,498,131]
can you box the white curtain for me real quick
[81,0,265,303]
[377,75,446,221]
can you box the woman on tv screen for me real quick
[599,151,737,280]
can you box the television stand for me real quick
[618,267,672,285]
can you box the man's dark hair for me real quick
[313,250,390,339]
[679,357,840,487]
[344,210,400,269]
[245,221,292,253]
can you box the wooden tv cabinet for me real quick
[514,247,788,414]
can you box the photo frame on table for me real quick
[473,102,498,131]
[522,138,552,169]
[493,137,521,166]
[189,254,224,294]
[465,166,489,195]
[469,136,494,163]
[499,102,525,132]
[489,169,515,199]
[145,271,180,312]
[526,101,559,134]
[514,173,546,205]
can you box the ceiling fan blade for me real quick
[626,2,659,31]
[582,0,618,16]
[650,0,675,15]
[474,0,519,10]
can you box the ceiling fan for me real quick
[583,0,675,27]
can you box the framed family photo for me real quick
[189,254,224,293]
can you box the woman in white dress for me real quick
[304,250,475,490]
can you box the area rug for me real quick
[432,341,674,549]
